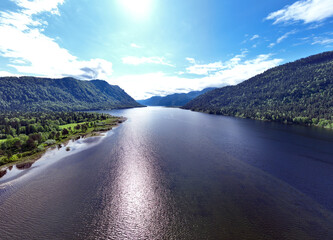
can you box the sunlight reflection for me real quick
[108,125,167,239]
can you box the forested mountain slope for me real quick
[0,76,141,111]
[138,88,215,107]
[183,51,333,128]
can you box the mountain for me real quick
[183,51,333,128]
[0,76,141,111]
[137,88,216,107]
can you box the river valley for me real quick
[0,107,332,239]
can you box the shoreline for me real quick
[0,116,126,172]
[181,108,333,130]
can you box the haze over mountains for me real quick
[0,77,141,111]
[184,51,333,128]
[137,88,216,107]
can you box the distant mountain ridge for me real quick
[138,88,216,107]
[0,76,141,111]
[183,51,333,128]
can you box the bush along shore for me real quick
[0,112,125,167]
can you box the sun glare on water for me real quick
[119,0,153,18]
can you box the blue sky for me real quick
[0,0,332,99]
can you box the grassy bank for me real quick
[0,112,125,167]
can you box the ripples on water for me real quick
[83,123,185,239]
[0,107,333,239]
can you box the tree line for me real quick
[183,51,333,129]
[0,112,113,165]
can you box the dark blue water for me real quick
[0,107,332,239]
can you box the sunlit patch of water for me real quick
[87,119,179,239]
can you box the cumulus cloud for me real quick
[112,53,283,99]
[122,56,174,67]
[266,0,333,24]
[204,54,282,86]
[0,0,113,80]
[63,59,113,80]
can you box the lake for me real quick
[0,107,333,239]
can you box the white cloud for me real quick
[13,0,65,15]
[277,35,287,43]
[268,30,297,48]
[111,53,283,99]
[0,0,113,80]
[122,56,174,67]
[308,22,325,29]
[130,43,143,48]
[276,30,297,43]
[266,0,333,24]
[185,51,247,76]
[206,54,282,85]
[250,34,259,40]
[312,37,333,45]
[186,60,224,75]
[185,57,196,64]
[242,35,259,44]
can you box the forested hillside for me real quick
[183,51,333,128]
[0,77,141,111]
[138,88,215,107]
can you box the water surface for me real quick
[0,107,332,239]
